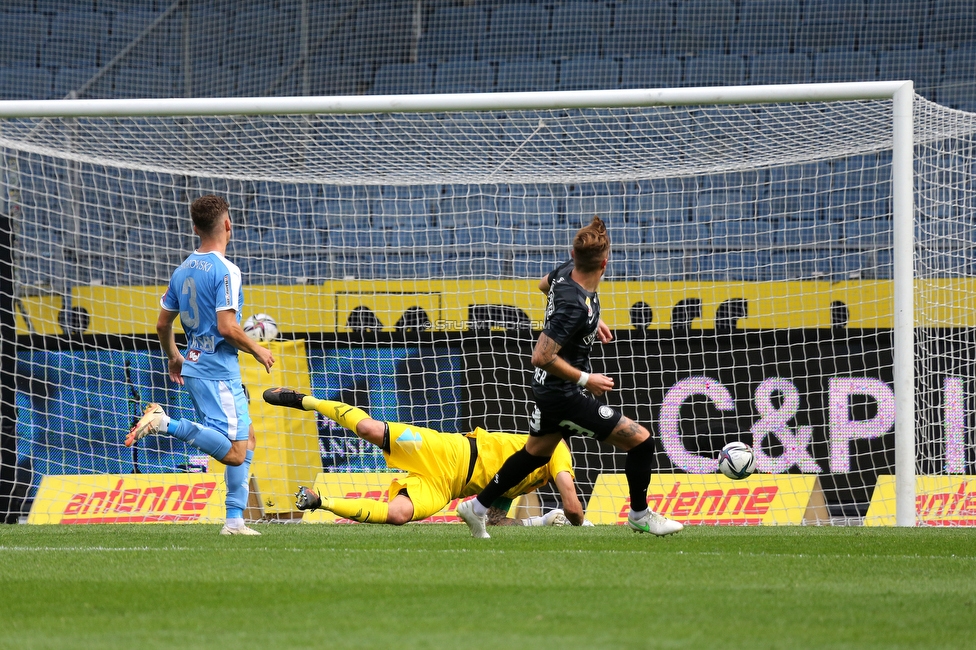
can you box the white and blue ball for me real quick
[718,441,756,480]
[243,313,278,342]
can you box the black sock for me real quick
[476,448,550,509]
[625,438,655,512]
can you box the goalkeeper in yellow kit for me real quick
[263,387,586,527]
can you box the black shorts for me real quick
[529,390,623,442]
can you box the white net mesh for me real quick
[1,92,974,526]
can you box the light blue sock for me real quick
[225,449,253,519]
[170,420,233,461]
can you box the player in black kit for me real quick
[457,216,683,538]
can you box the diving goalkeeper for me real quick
[263,388,587,527]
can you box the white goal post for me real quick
[0,81,944,527]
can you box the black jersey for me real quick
[532,260,601,398]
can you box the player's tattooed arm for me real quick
[530,332,562,370]
[486,506,521,526]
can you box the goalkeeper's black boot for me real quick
[295,486,323,511]
[263,387,308,410]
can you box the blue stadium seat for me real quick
[620,57,682,88]
[343,2,414,65]
[539,28,600,60]
[52,66,99,99]
[730,21,792,55]
[418,30,478,62]
[812,51,877,83]
[480,30,537,61]
[513,253,560,279]
[371,63,434,94]
[427,5,487,35]
[51,10,108,46]
[433,60,494,93]
[801,0,866,22]
[630,251,686,280]
[551,2,610,34]
[749,53,813,84]
[606,3,672,58]
[794,21,859,51]
[0,12,47,64]
[942,47,976,84]
[937,85,976,112]
[683,55,746,86]
[669,0,736,56]
[113,66,175,98]
[778,218,837,247]
[924,0,976,49]
[490,5,549,35]
[861,0,925,51]
[626,178,693,222]
[693,189,757,222]
[558,57,618,90]
[0,65,53,99]
[308,62,368,96]
[740,0,799,28]
[704,250,770,281]
[496,59,556,91]
[877,50,943,90]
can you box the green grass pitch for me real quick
[1,524,974,649]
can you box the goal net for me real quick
[0,87,972,526]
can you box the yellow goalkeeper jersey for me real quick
[460,428,575,499]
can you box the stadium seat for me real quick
[740,0,800,29]
[606,3,672,58]
[620,57,682,89]
[426,5,487,36]
[496,59,557,92]
[0,65,54,99]
[371,63,434,94]
[812,51,877,83]
[0,12,47,64]
[627,178,693,222]
[749,53,813,84]
[730,21,793,56]
[632,251,686,280]
[113,66,175,98]
[558,57,618,90]
[924,0,976,49]
[489,5,549,35]
[795,22,858,52]
[860,0,925,51]
[539,29,600,61]
[551,2,610,35]
[877,50,943,91]
[669,0,736,56]
[683,55,746,87]
[308,62,368,96]
[433,60,494,93]
[418,30,478,62]
[942,47,976,84]
[480,30,537,62]
[52,66,101,99]
[693,188,758,222]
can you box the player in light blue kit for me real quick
[125,195,275,535]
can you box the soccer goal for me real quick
[0,82,972,527]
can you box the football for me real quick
[718,441,756,480]
[243,313,278,342]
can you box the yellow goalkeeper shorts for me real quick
[384,421,471,521]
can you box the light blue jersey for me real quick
[160,251,244,381]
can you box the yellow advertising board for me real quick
[27,473,230,525]
[864,476,976,527]
[587,474,828,526]
[301,472,518,524]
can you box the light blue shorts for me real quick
[183,376,252,442]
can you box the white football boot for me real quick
[627,510,683,536]
[456,499,490,539]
